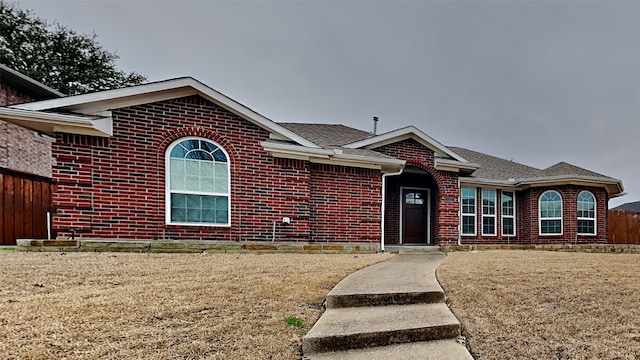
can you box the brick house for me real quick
[0,77,624,247]
[0,65,63,245]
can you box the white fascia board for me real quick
[11,78,320,148]
[261,141,405,170]
[0,107,112,137]
[461,175,624,196]
[459,178,518,189]
[517,176,624,196]
[435,158,480,173]
[343,126,469,163]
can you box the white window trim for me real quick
[482,189,496,236]
[165,136,231,227]
[577,191,597,236]
[501,191,516,237]
[539,190,563,236]
[461,187,476,236]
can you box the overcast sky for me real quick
[15,0,640,207]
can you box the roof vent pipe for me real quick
[372,116,379,135]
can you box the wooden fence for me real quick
[608,210,640,244]
[0,169,55,246]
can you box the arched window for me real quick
[539,191,562,235]
[577,191,596,235]
[166,138,230,226]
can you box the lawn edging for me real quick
[16,239,381,254]
[440,243,640,254]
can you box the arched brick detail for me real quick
[155,127,240,240]
[402,160,460,245]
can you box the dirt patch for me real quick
[0,252,392,359]
[437,250,640,359]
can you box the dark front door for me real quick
[402,188,429,244]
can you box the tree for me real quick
[0,1,146,95]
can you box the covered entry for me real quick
[384,166,438,245]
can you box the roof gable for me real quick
[344,126,470,163]
[10,77,319,148]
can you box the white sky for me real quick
[15,0,640,207]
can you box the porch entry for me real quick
[401,187,430,244]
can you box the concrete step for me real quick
[385,245,442,254]
[303,339,473,360]
[326,253,446,308]
[302,303,460,354]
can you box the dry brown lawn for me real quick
[438,250,640,360]
[0,251,392,359]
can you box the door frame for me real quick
[399,186,431,244]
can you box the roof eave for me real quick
[461,175,625,197]
[0,107,112,137]
[435,158,480,174]
[11,78,319,148]
[261,141,405,171]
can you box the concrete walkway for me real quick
[302,252,473,359]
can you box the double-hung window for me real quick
[539,191,562,235]
[482,189,496,235]
[461,188,476,235]
[502,191,515,236]
[577,191,596,235]
[166,138,230,226]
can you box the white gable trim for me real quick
[344,126,470,163]
[10,78,319,148]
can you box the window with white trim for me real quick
[502,191,515,236]
[166,138,230,226]
[482,189,496,235]
[539,191,562,235]
[577,191,596,235]
[461,188,476,235]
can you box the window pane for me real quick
[212,149,228,162]
[502,192,514,216]
[482,189,495,215]
[503,217,514,235]
[483,217,495,234]
[462,215,475,235]
[541,219,562,234]
[462,188,475,214]
[578,219,595,234]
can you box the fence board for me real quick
[609,210,640,244]
[0,170,54,246]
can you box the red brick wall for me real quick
[0,83,53,178]
[374,139,461,245]
[309,164,381,242]
[460,185,608,244]
[51,95,383,243]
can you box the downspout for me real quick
[457,177,467,247]
[381,166,404,252]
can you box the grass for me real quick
[437,250,640,360]
[0,251,392,359]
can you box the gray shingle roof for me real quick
[448,147,543,180]
[541,161,613,179]
[275,123,396,160]
[279,123,372,147]
[450,147,616,182]
[612,201,640,212]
